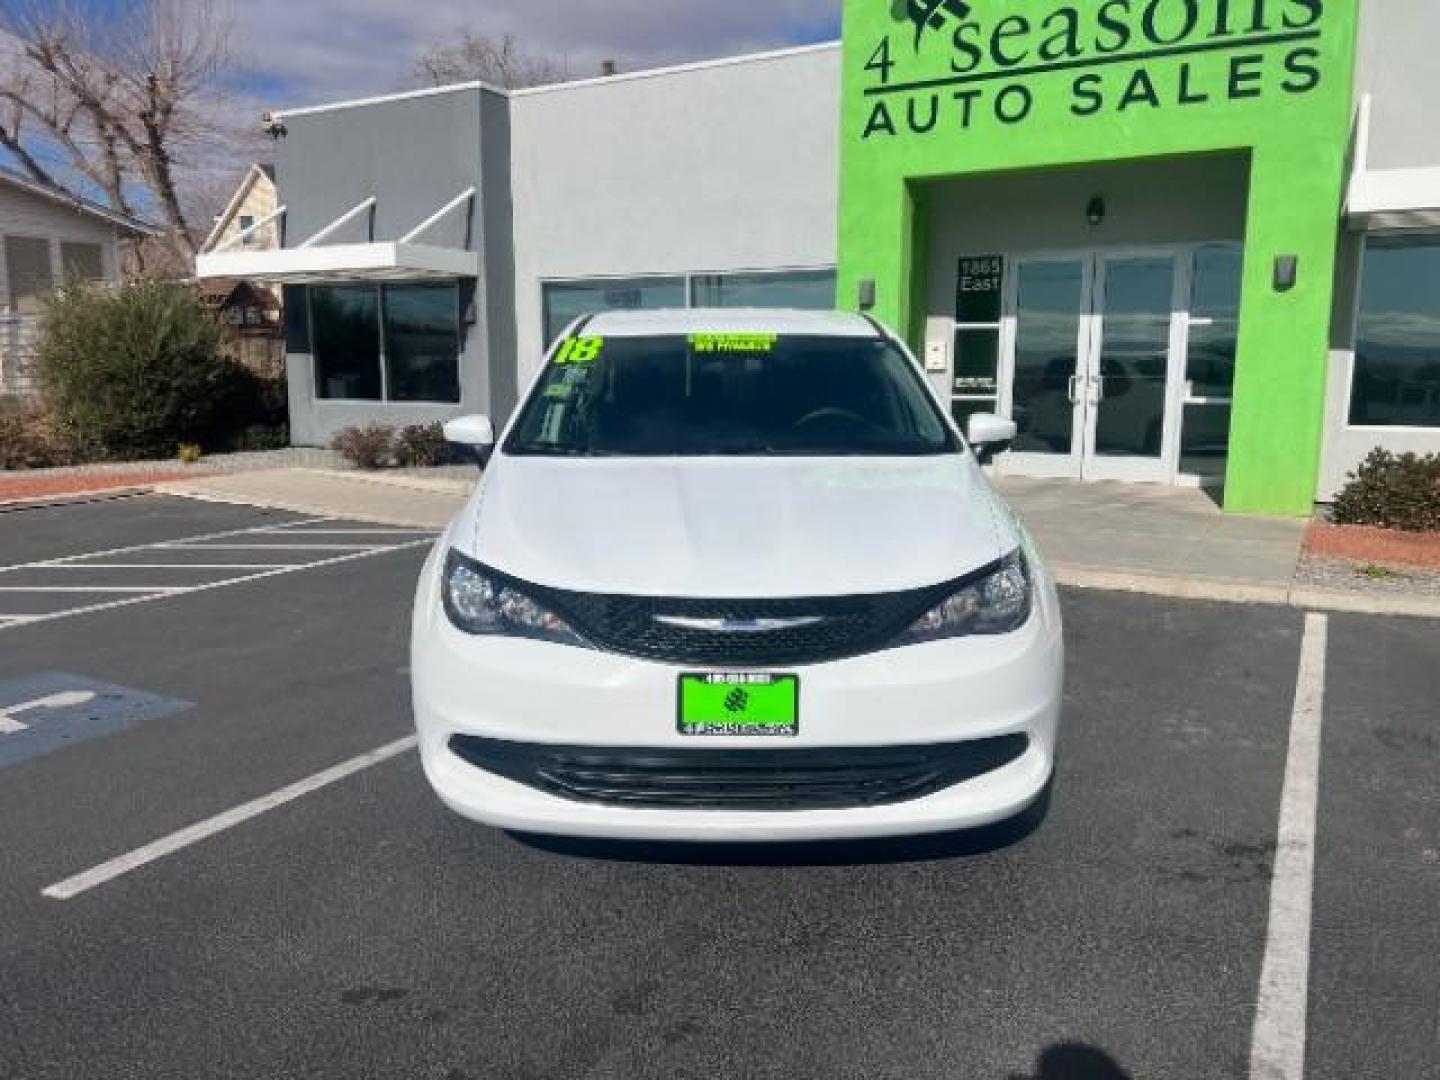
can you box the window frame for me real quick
[306,280,465,405]
[539,265,839,351]
[59,240,106,284]
[4,233,56,314]
[1345,232,1440,433]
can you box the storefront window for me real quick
[690,269,836,309]
[311,283,462,403]
[311,285,382,401]
[543,277,686,348]
[1350,236,1440,428]
[383,284,461,403]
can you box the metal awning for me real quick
[196,241,479,284]
[195,188,478,283]
[1346,167,1440,231]
[1345,94,1440,231]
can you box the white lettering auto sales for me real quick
[861,0,1325,139]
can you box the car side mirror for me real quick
[444,414,496,468]
[966,412,1018,466]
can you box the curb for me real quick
[1054,563,1440,620]
[0,486,153,513]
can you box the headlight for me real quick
[442,549,588,647]
[891,551,1032,647]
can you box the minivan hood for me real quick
[467,455,1009,599]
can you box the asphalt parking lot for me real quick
[0,494,1435,1079]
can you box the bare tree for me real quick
[409,31,572,91]
[0,0,239,256]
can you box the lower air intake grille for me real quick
[449,734,1029,811]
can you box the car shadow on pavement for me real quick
[508,780,1051,867]
[1008,1042,1133,1079]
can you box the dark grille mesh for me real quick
[488,561,1000,666]
[450,735,1030,811]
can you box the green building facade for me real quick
[840,0,1360,513]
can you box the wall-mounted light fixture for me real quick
[1086,196,1106,227]
[1274,255,1298,292]
[857,278,877,311]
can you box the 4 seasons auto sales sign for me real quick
[859,0,1331,140]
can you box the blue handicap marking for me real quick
[0,673,192,770]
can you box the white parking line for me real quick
[1250,612,1328,1080]
[41,564,297,571]
[0,586,187,594]
[0,541,433,632]
[157,543,387,552]
[42,736,419,901]
[0,517,336,575]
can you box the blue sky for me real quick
[222,0,842,110]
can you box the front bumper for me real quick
[411,546,1064,841]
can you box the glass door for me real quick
[1178,243,1243,484]
[1080,253,1183,482]
[1001,257,1091,479]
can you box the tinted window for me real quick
[383,284,460,403]
[1351,237,1440,427]
[311,286,381,401]
[542,278,685,349]
[507,334,956,458]
[690,270,836,310]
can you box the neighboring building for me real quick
[199,164,285,377]
[197,1,1440,514]
[0,167,154,399]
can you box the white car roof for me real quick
[580,308,883,338]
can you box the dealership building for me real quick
[197,0,1440,515]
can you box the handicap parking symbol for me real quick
[0,674,192,770]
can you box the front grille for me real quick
[489,561,1002,666]
[449,735,1029,811]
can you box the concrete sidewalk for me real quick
[154,468,473,529]
[152,467,1438,618]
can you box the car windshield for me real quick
[505,332,958,458]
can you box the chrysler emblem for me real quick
[653,615,825,634]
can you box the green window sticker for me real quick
[688,333,778,354]
[555,336,605,365]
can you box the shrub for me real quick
[393,422,454,468]
[332,423,395,469]
[1331,448,1440,532]
[35,279,253,461]
[0,408,76,470]
[178,443,204,464]
[229,423,290,453]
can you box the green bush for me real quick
[35,279,256,461]
[332,423,395,469]
[0,408,76,470]
[1331,448,1440,532]
[394,422,454,468]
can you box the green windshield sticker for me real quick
[688,333,778,354]
[555,336,605,365]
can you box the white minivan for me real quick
[412,309,1063,842]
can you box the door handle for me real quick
[1090,374,1105,403]
[1067,375,1079,404]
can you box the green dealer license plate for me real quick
[677,673,799,737]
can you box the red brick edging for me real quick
[1305,522,1440,570]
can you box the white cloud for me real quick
[228,0,841,108]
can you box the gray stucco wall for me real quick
[507,45,841,391]
[1354,0,1440,171]
[274,87,494,446]
[1315,0,1440,496]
